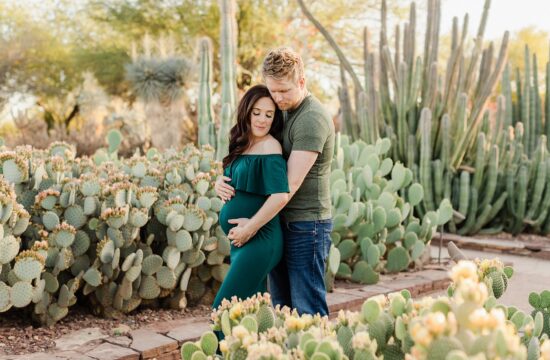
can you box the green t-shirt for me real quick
[281,94,335,222]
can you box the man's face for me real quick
[264,76,305,111]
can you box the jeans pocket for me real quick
[285,221,316,235]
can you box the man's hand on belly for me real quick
[228,218,255,247]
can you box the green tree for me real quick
[507,26,549,85]
[0,0,408,114]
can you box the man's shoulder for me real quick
[294,97,332,127]
[302,95,330,117]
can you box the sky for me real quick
[440,0,550,39]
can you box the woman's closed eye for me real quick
[253,111,273,118]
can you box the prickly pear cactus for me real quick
[529,290,550,338]
[187,260,538,360]
[326,134,453,288]
[0,140,226,325]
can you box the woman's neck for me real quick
[246,135,267,152]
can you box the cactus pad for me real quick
[156,266,176,289]
[386,247,410,273]
[14,251,44,281]
[407,183,424,207]
[426,337,463,360]
[48,303,69,322]
[162,246,181,270]
[211,264,229,282]
[351,261,379,285]
[142,254,163,276]
[83,268,102,287]
[0,281,10,311]
[129,208,149,227]
[139,275,160,299]
[181,342,201,360]
[0,235,19,264]
[186,276,206,302]
[338,239,358,261]
[11,281,33,308]
[236,316,257,335]
[98,239,115,263]
[125,265,142,283]
[199,331,218,356]
[71,231,90,257]
[256,304,275,332]
[183,207,205,232]
[43,271,59,293]
[487,271,505,298]
[53,225,76,248]
[196,196,211,211]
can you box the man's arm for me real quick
[229,150,318,246]
[286,150,318,199]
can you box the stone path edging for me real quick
[0,268,451,360]
[437,233,550,260]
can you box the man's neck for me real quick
[289,89,309,112]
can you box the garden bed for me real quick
[0,264,452,358]
[0,304,211,356]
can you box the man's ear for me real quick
[298,76,306,89]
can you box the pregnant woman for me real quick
[212,84,289,311]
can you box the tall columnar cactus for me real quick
[302,0,550,236]
[197,38,215,147]
[216,103,233,162]
[196,0,237,160]
[219,0,237,111]
[299,0,542,237]
[214,0,238,161]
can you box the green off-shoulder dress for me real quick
[212,154,289,309]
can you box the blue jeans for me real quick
[269,219,333,316]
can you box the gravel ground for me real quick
[0,304,211,356]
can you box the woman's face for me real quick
[250,96,276,138]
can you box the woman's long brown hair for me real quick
[222,84,283,168]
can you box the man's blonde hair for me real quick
[262,47,304,82]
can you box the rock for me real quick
[54,327,108,351]
[85,342,139,360]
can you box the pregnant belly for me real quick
[219,191,267,235]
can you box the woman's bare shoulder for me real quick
[261,135,283,154]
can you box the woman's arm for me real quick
[228,192,288,246]
[228,150,318,246]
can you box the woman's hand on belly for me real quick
[227,218,256,247]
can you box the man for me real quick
[215,47,335,316]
